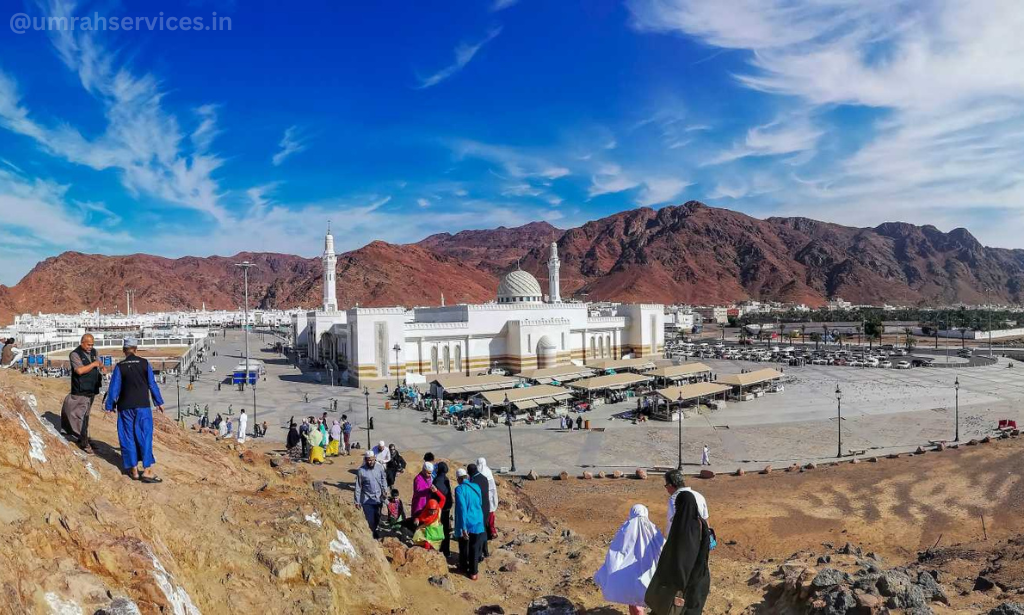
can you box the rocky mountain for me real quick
[3,201,1024,324]
[417,221,563,274]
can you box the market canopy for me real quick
[586,357,658,373]
[653,382,732,402]
[649,362,713,380]
[515,365,597,384]
[717,368,784,388]
[477,384,574,406]
[431,374,521,395]
[568,372,653,392]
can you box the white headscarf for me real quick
[476,457,498,510]
[593,504,665,607]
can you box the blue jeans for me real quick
[117,407,155,470]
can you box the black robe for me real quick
[645,490,711,615]
[286,425,301,449]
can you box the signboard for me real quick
[232,371,258,385]
[103,356,113,367]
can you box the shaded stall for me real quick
[567,372,653,406]
[477,384,575,418]
[648,382,732,421]
[515,365,597,385]
[585,357,658,374]
[649,362,713,386]
[717,368,785,400]
[430,374,522,400]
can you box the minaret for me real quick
[323,222,338,311]
[547,241,561,303]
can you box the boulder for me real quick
[850,457,860,464]
[699,469,715,479]
[580,471,593,480]
[812,568,853,589]
[804,462,817,470]
[981,435,992,443]
[735,468,745,477]
[887,453,900,459]
[935,443,946,452]
[968,439,979,446]
[786,464,800,473]
[269,457,282,468]
[915,446,927,454]
[748,569,770,586]
[404,546,448,573]
[839,542,863,556]
[634,468,648,480]
[612,470,623,479]
[597,471,607,479]
[428,575,454,592]
[381,537,407,566]
[854,590,885,611]
[239,449,259,464]
[526,470,539,481]
[916,571,948,604]
[527,595,577,615]
[989,603,1024,615]
[557,471,569,481]
[819,586,857,615]
[760,465,773,475]
[869,457,879,462]
[974,575,997,591]
[477,607,507,615]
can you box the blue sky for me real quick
[2,0,1024,284]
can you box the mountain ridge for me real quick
[3,202,1023,324]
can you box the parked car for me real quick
[879,360,893,368]
[865,358,880,367]
[896,361,911,369]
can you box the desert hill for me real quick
[4,202,1024,324]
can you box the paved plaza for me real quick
[172,331,1024,475]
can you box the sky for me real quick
[2,0,1024,284]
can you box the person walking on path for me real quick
[476,457,499,541]
[61,334,104,453]
[664,470,709,537]
[385,444,407,488]
[645,486,711,615]
[700,444,710,466]
[454,467,485,580]
[468,462,493,559]
[354,451,388,539]
[432,461,453,558]
[237,409,248,444]
[594,504,665,615]
[103,337,165,483]
[410,462,435,518]
[341,415,352,455]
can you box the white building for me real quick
[302,226,665,385]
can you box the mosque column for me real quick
[464,335,471,376]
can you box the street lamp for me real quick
[954,376,960,442]
[393,343,402,391]
[677,391,684,470]
[505,393,517,473]
[363,386,371,449]
[835,384,842,458]
[175,373,181,423]
[234,261,256,392]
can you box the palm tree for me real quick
[811,332,821,350]
[801,324,807,347]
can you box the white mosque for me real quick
[294,225,664,385]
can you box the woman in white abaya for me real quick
[593,504,665,615]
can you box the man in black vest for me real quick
[104,337,165,483]
[61,334,104,453]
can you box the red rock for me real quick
[580,471,593,480]
[698,469,715,479]
[634,468,648,480]
[760,465,773,474]
[734,468,744,477]
[597,471,607,479]
[612,471,623,479]
[557,471,569,481]
[525,470,539,481]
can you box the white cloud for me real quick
[637,177,690,206]
[450,139,572,180]
[492,0,520,11]
[272,125,308,166]
[0,0,229,223]
[416,27,502,89]
[416,198,431,207]
[707,116,822,165]
[630,0,1024,247]
[588,164,641,197]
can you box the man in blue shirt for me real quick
[454,468,485,580]
[104,338,165,483]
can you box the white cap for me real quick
[456,468,468,478]
[423,461,434,473]
[364,450,375,459]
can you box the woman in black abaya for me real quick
[644,489,711,615]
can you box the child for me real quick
[383,488,406,531]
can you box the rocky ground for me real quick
[4,364,1023,615]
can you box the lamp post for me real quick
[954,376,960,442]
[234,261,256,392]
[175,373,181,423]
[835,384,842,458]
[393,343,402,391]
[677,391,684,470]
[505,393,517,473]
[363,386,371,449]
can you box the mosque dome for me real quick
[497,268,543,304]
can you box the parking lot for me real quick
[171,331,1024,476]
